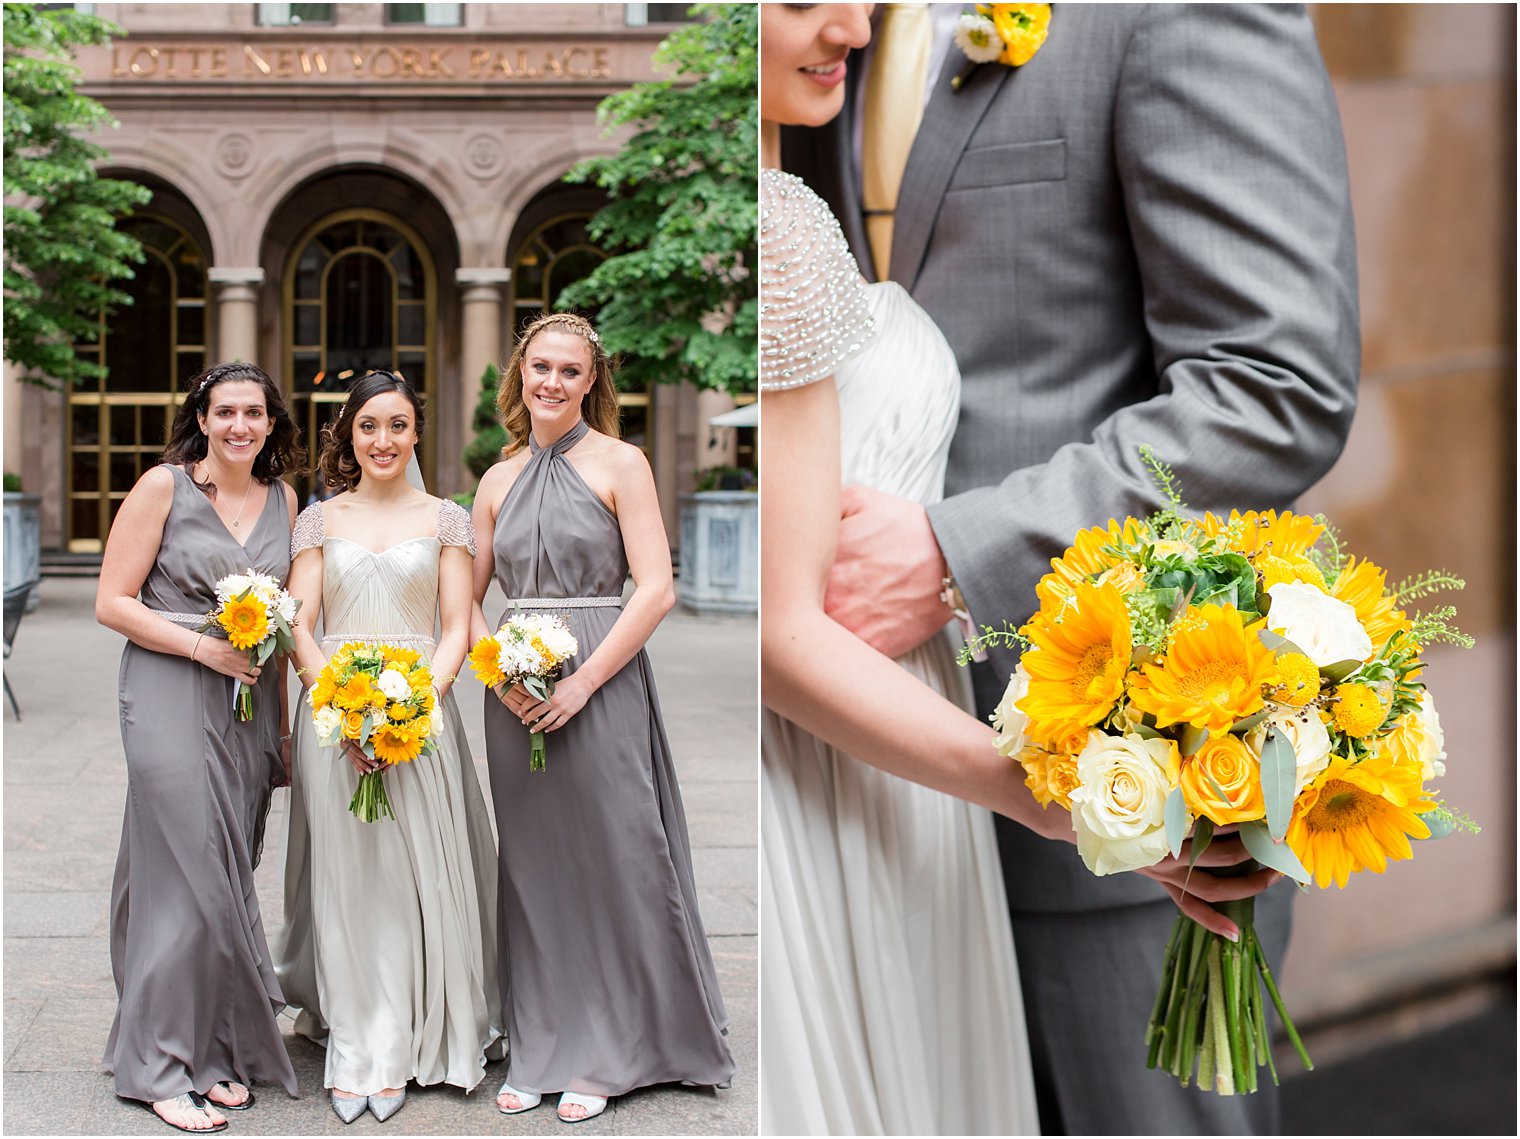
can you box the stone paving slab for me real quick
[3,576,758,1136]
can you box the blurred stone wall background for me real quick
[1286,3,1515,1057]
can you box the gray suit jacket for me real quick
[785,3,1359,912]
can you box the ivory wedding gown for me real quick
[759,168,1039,1136]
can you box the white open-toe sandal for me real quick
[557,1091,608,1123]
[497,1081,542,1115]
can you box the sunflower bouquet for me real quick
[309,642,439,822]
[981,448,1475,1095]
[469,612,579,772]
[201,569,300,721]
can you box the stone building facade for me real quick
[5,2,748,553]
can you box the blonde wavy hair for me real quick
[497,312,620,457]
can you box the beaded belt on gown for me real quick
[505,596,622,609]
[149,609,210,629]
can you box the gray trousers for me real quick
[998,815,1295,1136]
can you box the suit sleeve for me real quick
[927,3,1359,659]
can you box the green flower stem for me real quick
[1206,939,1234,1094]
[1147,917,1186,1067]
[530,729,547,772]
[348,769,395,823]
[1252,929,1314,1071]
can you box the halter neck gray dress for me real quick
[485,419,735,1098]
[103,463,298,1103]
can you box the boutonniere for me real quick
[951,3,1052,92]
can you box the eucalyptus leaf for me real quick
[1319,659,1363,685]
[1259,728,1297,841]
[359,712,376,748]
[1421,813,1457,840]
[1130,722,1164,741]
[1230,710,1268,735]
[1180,724,1209,758]
[256,639,276,665]
[1164,787,1189,859]
[523,675,548,700]
[1257,629,1293,653]
[1238,820,1311,884]
[1188,817,1216,869]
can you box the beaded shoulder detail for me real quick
[436,499,476,556]
[290,502,325,558]
[759,168,877,392]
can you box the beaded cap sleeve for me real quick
[760,168,877,391]
[290,502,325,558]
[436,499,476,556]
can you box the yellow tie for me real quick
[862,2,931,281]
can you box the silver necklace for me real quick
[201,462,256,528]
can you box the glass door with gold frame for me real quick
[67,214,208,552]
[283,209,435,500]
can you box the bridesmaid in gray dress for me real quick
[470,313,735,1125]
[96,363,302,1133]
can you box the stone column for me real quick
[208,267,265,365]
[455,267,511,454]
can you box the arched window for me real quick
[67,214,208,551]
[283,209,435,494]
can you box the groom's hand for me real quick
[825,485,953,658]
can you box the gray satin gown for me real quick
[275,499,502,1096]
[103,463,298,1103]
[485,419,735,1099]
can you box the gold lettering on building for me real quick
[103,42,618,83]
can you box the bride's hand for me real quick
[513,673,594,735]
[340,739,381,775]
[1135,831,1282,940]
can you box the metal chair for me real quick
[4,581,34,720]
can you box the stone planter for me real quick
[677,491,757,615]
[3,493,42,599]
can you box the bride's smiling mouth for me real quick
[800,55,848,88]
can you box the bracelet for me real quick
[280,733,293,743]
[190,632,205,663]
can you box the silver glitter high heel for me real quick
[369,1089,406,1123]
[330,1091,369,1124]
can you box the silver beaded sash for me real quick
[506,596,622,609]
[149,608,211,629]
[320,632,438,648]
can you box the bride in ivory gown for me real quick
[758,6,1039,1135]
[276,371,500,1125]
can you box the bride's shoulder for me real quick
[760,169,875,393]
[291,498,328,556]
[432,495,476,553]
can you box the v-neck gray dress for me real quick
[485,419,735,1099]
[102,463,298,1103]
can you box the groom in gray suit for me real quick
[785,3,1358,1134]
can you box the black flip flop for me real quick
[207,1083,256,1111]
[124,1092,230,1134]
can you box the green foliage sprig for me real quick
[958,621,1030,667]
[1393,569,1466,605]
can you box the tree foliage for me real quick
[4,2,149,388]
[558,3,756,395]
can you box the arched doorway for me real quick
[282,209,437,496]
[67,212,209,551]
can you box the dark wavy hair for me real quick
[317,370,426,492]
[496,311,620,458]
[160,361,303,486]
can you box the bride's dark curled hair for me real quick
[317,370,426,492]
[161,361,303,484]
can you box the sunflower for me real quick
[333,672,375,712]
[1257,552,1327,593]
[469,637,505,687]
[1018,580,1133,737]
[311,670,338,709]
[1201,509,1323,562]
[1035,518,1144,610]
[370,721,425,765]
[1285,752,1435,888]
[1128,603,1280,733]
[1329,557,1411,650]
[218,595,269,651]
[385,646,423,668]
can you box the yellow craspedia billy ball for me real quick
[1272,652,1321,708]
[1331,682,1388,738]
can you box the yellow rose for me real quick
[1180,735,1265,826]
[341,709,366,740]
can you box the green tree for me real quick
[4,2,149,388]
[558,3,756,396]
[462,363,508,479]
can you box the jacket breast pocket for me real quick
[946,138,1067,193]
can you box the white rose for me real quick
[1265,581,1373,666]
[1068,732,1177,876]
[1246,708,1332,797]
[217,572,254,604]
[376,668,411,701]
[991,666,1032,758]
[312,705,343,745]
[543,626,578,661]
[954,14,1004,63]
[1382,691,1447,781]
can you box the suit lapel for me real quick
[892,61,1014,293]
